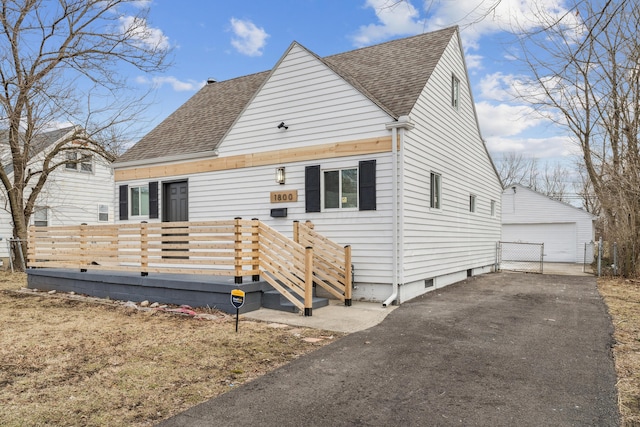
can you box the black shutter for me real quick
[119,185,128,220]
[149,181,159,219]
[359,160,376,211]
[305,165,321,213]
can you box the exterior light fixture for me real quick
[276,167,286,184]
[277,121,288,130]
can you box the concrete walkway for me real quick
[158,272,618,426]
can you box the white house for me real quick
[113,26,503,304]
[0,126,115,259]
[502,184,596,263]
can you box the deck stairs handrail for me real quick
[294,221,352,306]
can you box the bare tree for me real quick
[0,0,170,264]
[496,152,569,203]
[512,0,640,275]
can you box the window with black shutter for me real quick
[359,160,376,211]
[119,185,128,220]
[305,165,321,212]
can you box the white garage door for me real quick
[502,223,576,263]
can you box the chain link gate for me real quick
[496,241,544,274]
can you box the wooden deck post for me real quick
[251,218,260,282]
[140,221,149,276]
[234,217,243,284]
[80,223,88,272]
[304,246,313,316]
[27,225,36,267]
[293,220,299,244]
[344,245,352,306]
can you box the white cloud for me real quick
[476,101,576,159]
[119,15,170,51]
[352,0,425,47]
[136,76,204,92]
[423,0,580,51]
[354,1,580,52]
[476,101,542,138]
[229,18,269,57]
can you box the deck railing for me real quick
[294,220,352,306]
[27,219,350,314]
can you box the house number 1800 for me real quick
[270,190,298,203]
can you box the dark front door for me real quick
[163,181,188,222]
[163,181,189,259]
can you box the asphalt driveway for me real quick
[158,272,619,426]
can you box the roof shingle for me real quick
[116,26,457,164]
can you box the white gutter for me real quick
[384,125,398,307]
[383,116,414,307]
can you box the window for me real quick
[469,194,476,213]
[34,206,48,227]
[430,172,441,209]
[305,161,375,213]
[323,168,358,209]
[98,204,109,222]
[130,185,149,217]
[491,200,496,217]
[65,151,93,173]
[65,152,77,170]
[451,74,460,109]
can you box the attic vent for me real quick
[207,78,217,84]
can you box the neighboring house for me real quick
[113,26,503,304]
[502,184,596,263]
[0,126,115,258]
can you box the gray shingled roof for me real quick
[116,26,457,164]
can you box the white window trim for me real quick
[98,204,109,222]
[129,185,150,218]
[321,167,359,211]
[451,74,460,110]
[430,172,442,211]
[65,151,94,174]
[33,206,49,227]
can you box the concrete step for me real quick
[261,289,329,313]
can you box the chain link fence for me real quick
[592,238,637,277]
[496,241,544,274]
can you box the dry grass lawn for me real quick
[598,277,640,427]
[1,272,638,426]
[0,272,342,426]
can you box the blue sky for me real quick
[128,0,578,166]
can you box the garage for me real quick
[502,184,596,264]
[502,222,576,263]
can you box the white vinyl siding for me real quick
[218,43,392,157]
[401,33,502,284]
[184,154,394,285]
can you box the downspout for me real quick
[383,116,414,307]
[383,125,398,307]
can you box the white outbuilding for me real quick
[502,184,596,264]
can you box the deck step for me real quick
[261,289,329,313]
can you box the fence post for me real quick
[140,221,149,276]
[613,242,618,276]
[540,243,544,274]
[304,246,313,316]
[293,220,299,244]
[597,237,602,277]
[251,218,260,282]
[234,217,243,284]
[344,245,352,306]
[80,223,88,272]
